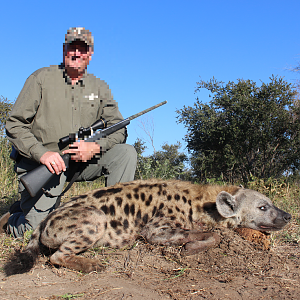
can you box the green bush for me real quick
[133,138,190,180]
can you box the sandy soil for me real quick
[0,228,299,300]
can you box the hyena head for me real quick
[215,188,291,231]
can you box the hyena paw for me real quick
[181,232,220,256]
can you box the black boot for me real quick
[9,201,21,214]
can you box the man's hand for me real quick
[62,141,100,162]
[40,151,67,175]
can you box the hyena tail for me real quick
[3,227,41,276]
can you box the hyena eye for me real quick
[259,206,267,211]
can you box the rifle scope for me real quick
[59,118,107,148]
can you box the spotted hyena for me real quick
[4,179,291,275]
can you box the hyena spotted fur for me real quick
[4,179,291,275]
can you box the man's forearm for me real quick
[6,117,49,162]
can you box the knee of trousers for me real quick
[115,144,137,164]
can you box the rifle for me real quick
[20,101,167,198]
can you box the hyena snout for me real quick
[254,206,292,231]
[270,207,292,230]
[279,209,292,224]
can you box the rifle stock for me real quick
[20,154,70,197]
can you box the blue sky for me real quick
[2,0,300,156]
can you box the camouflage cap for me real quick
[65,27,94,50]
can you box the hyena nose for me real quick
[283,212,292,223]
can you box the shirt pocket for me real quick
[80,101,100,128]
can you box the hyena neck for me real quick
[191,185,241,228]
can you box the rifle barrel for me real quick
[128,100,167,121]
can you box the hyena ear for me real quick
[216,191,239,218]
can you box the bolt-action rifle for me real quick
[20,101,167,198]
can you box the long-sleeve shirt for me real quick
[6,64,125,162]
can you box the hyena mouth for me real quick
[258,224,284,231]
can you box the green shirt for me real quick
[6,64,126,162]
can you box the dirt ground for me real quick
[0,228,299,300]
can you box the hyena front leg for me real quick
[141,219,220,255]
[180,230,220,255]
[41,207,108,273]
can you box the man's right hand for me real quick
[40,151,66,175]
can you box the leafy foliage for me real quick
[177,76,300,183]
[0,96,18,201]
[133,138,189,180]
[0,96,13,135]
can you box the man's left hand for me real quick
[62,141,101,162]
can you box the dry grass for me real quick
[60,177,105,202]
[0,137,19,214]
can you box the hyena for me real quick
[4,179,291,275]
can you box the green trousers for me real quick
[7,144,137,238]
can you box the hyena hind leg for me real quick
[50,250,105,273]
[141,222,220,256]
[48,211,107,273]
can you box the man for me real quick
[2,27,137,238]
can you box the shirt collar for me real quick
[59,63,87,86]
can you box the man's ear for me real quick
[216,191,239,218]
[88,50,94,62]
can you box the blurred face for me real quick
[64,40,93,73]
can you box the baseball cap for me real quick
[65,27,94,50]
